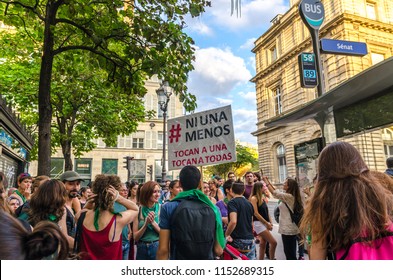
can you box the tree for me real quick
[0,0,212,175]
[205,142,258,179]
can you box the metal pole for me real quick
[162,109,167,183]
[311,29,325,97]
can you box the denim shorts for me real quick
[231,238,256,260]
[122,242,130,260]
[136,240,159,260]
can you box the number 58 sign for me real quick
[298,52,318,88]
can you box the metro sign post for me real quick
[299,0,325,95]
[298,53,318,88]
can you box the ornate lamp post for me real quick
[156,81,172,183]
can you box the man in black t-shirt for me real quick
[225,181,256,259]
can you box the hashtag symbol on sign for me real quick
[168,124,182,143]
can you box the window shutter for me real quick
[145,131,151,149]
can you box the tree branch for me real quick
[52,45,134,80]
[2,0,45,21]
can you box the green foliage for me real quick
[0,0,213,170]
[205,142,258,179]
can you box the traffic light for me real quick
[147,165,153,175]
[123,156,134,170]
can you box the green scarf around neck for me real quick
[14,189,26,203]
[172,189,226,249]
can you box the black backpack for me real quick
[170,198,216,260]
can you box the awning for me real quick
[265,56,393,127]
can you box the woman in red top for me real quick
[79,174,138,260]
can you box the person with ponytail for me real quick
[0,210,69,259]
[263,176,303,260]
[78,174,139,260]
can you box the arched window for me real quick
[276,144,287,183]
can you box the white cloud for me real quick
[240,37,256,50]
[233,108,258,144]
[216,97,233,105]
[186,17,214,36]
[248,56,256,72]
[188,47,252,98]
[238,91,256,104]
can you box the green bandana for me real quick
[94,208,100,231]
[48,214,57,222]
[94,206,121,231]
[141,203,159,231]
[172,189,226,249]
[14,190,26,203]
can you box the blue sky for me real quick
[183,0,290,145]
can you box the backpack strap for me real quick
[283,201,293,214]
[73,211,87,254]
[283,201,295,224]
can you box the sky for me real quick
[183,0,291,146]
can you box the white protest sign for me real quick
[167,105,236,171]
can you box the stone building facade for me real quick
[252,0,393,185]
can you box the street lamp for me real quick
[156,81,172,183]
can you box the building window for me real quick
[270,46,277,62]
[383,128,393,159]
[94,138,106,148]
[102,159,118,175]
[371,52,384,65]
[276,144,287,183]
[273,87,282,115]
[74,158,92,186]
[132,131,145,149]
[50,158,64,178]
[366,2,376,20]
[130,159,146,184]
[384,144,393,159]
[118,135,132,148]
[157,132,163,149]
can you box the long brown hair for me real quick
[300,141,393,252]
[286,178,303,213]
[0,211,69,259]
[28,179,67,226]
[251,182,264,206]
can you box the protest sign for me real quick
[167,105,236,171]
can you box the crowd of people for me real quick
[1,141,393,260]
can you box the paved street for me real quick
[254,198,309,260]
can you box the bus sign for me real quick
[298,53,318,88]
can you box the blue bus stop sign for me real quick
[299,0,325,31]
[320,39,368,56]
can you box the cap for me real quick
[60,171,84,182]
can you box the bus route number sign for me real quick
[298,53,318,88]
